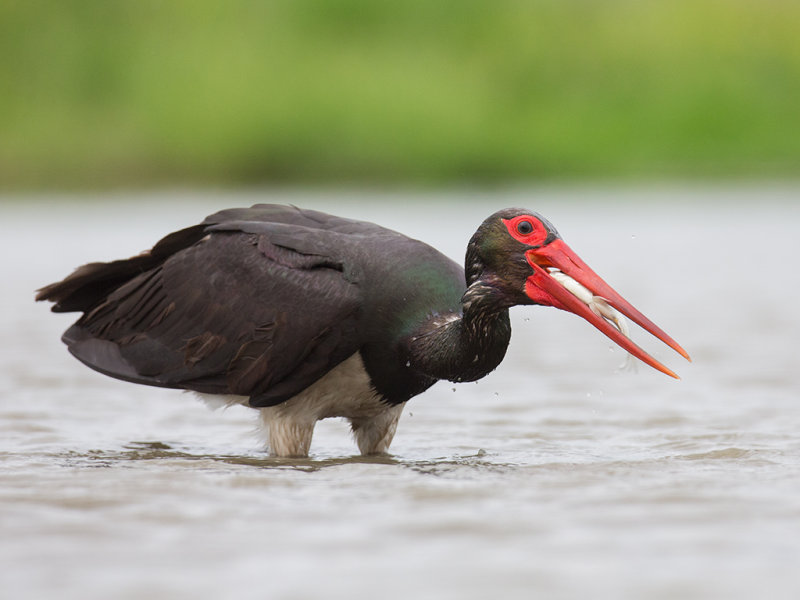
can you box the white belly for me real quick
[195,353,404,457]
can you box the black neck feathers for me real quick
[407,280,512,384]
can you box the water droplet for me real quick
[405,361,411,367]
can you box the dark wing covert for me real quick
[38,205,382,407]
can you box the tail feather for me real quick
[35,224,207,313]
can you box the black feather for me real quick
[37,204,470,407]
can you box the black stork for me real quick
[37,204,690,457]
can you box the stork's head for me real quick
[467,208,690,378]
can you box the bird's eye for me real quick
[516,220,534,235]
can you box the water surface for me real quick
[2,187,799,599]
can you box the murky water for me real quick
[2,187,799,600]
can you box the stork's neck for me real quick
[407,280,512,383]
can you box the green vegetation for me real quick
[1,0,799,188]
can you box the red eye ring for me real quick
[503,215,548,246]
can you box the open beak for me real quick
[524,239,691,379]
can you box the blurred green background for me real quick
[2,0,799,190]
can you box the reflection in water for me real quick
[63,441,508,477]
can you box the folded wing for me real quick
[37,205,377,407]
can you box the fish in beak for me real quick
[500,212,689,378]
[524,238,691,378]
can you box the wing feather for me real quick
[63,225,363,405]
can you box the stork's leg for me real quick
[349,403,405,455]
[260,411,315,458]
